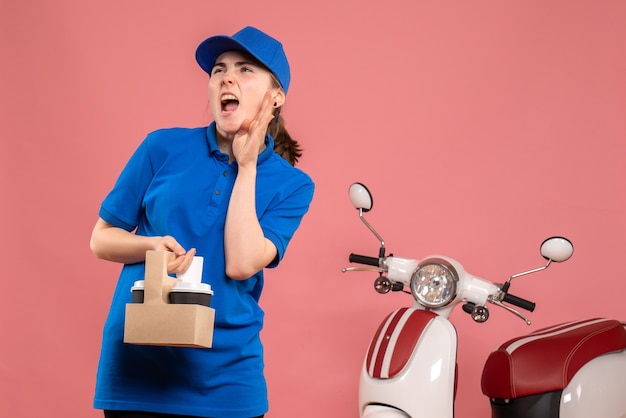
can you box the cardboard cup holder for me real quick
[124,250,215,348]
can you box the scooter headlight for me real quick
[410,258,459,308]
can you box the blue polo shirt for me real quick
[94,124,314,417]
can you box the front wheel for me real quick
[362,405,410,417]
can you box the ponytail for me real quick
[268,106,302,166]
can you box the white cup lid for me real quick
[130,280,145,291]
[171,281,214,294]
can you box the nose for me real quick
[222,72,234,85]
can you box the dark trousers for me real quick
[104,411,264,418]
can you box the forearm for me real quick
[90,218,158,264]
[224,166,277,279]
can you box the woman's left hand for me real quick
[232,91,276,168]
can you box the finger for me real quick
[259,91,276,125]
[179,248,197,272]
[163,237,186,256]
[249,91,275,131]
[241,91,275,138]
[236,119,251,136]
[167,255,185,273]
[167,249,196,274]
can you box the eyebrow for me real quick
[212,60,259,69]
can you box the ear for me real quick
[272,89,286,108]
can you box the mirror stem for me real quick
[501,259,553,293]
[359,209,386,258]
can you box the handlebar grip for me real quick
[349,253,380,267]
[503,293,536,312]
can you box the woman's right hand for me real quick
[90,218,196,274]
[153,235,197,274]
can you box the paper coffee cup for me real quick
[176,256,204,283]
[169,281,214,307]
[130,280,145,303]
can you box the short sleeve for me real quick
[98,134,158,231]
[260,174,315,268]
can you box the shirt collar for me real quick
[205,122,274,164]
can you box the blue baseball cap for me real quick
[196,26,291,93]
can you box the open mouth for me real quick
[221,94,239,112]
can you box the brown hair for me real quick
[268,74,302,166]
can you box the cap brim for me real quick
[196,36,256,75]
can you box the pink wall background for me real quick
[2,1,625,417]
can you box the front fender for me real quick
[362,404,410,417]
[359,309,457,418]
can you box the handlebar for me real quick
[349,253,380,267]
[348,253,537,315]
[503,293,536,312]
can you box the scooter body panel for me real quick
[485,319,626,418]
[559,349,626,418]
[359,309,457,417]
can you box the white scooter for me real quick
[342,182,626,418]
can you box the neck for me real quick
[216,133,233,158]
[215,129,268,164]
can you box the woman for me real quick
[90,26,314,418]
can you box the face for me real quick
[208,50,284,138]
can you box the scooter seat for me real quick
[481,318,626,399]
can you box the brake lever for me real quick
[341,266,384,273]
[488,296,531,325]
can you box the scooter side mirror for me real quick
[501,236,573,300]
[540,237,574,263]
[348,182,386,258]
[349,183,373,212]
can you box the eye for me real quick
[211,67,224,75]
